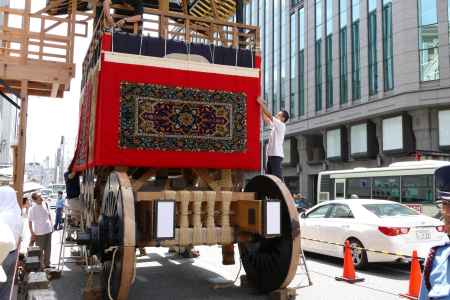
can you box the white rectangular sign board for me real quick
[266,202,281,235]
[156,201,175,239]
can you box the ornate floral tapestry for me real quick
[119,82,247,153]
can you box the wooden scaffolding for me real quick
[0,0,88,200]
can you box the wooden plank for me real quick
[137,191,255,202]
[231,199,262,234]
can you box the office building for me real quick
[244,0,450,204]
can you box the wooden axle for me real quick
[136,190,265,247]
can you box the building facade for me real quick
[244,0,450,204]
[0,92,18,168]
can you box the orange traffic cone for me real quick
[400,250,422,300]
[335,240,365,283]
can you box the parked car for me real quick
[300,199,449,269]
[47,193,58,209]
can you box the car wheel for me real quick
[347,239,368,270]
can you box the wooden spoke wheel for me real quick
[238,175,300,293]
[80,169,97,231]
[98,171,136,300]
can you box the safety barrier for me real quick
[301,236,420,260]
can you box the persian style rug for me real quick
[119,82,247,153]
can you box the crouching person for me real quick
[28,192,53,269]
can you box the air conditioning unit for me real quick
[319,192,330,202]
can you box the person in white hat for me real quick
[0,185,23,300]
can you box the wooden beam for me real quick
[50,82,59,98]
[132,169,156,191]
[137,191,255,202]
[192,169,220,191]
[22,0,31,64]
[14,80,28,204]
[0,61,74,85]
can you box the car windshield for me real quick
[363,203,419,217]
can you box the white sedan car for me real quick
[300,199,449,268]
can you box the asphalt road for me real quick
[47,231,412,300]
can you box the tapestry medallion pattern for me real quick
[120,82,247,152]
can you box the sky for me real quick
[9,0,91,165]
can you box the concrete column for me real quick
[392,0,420,93]
[409,109,432,151]
[306,0,316,117]
[438,0,450,86]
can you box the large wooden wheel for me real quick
[80,169,96,231]
[98,171,136,300]
[238,175,300,293]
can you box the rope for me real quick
[111,26,115,53]
[301,237,421,259]
[139,33,144,56]
[107,247,119,300]
[211,256,243,289]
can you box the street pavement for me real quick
[45,226,412,300]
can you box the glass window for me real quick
[290,12,298,117]
[340,0,348,104]
[327,129,341,158]
[419,0,439,81]
[326,0,333,109]
[281,0,288,113]
[316,0,323,112]
[335,182,345,198]
[401,175,433,203]
[372,177,400,201]
[351,0,361,101]
[382,116,403,151]
[307,204,332,218]
[273,2,280,113]
[419,0,437,26]
[368,0,378,96]
[251,0,258,25]
[363,203,419,217]
[439,110,450,146]
[350,123,368,154]
[382,0,394,91]
[346,178,371,198]
[299,8,306,116]
[329,204,354,218]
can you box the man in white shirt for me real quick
[256,97,290,179]
[28,192,53,269]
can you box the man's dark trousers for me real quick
[267,156,283,179]
[54,207,63,230]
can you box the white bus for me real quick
[317,160,450,218]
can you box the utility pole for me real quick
[59,136,65,184]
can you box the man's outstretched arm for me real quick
[256,97,273,125]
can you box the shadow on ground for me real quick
[48,252,268,300]
[129,253,268,300]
